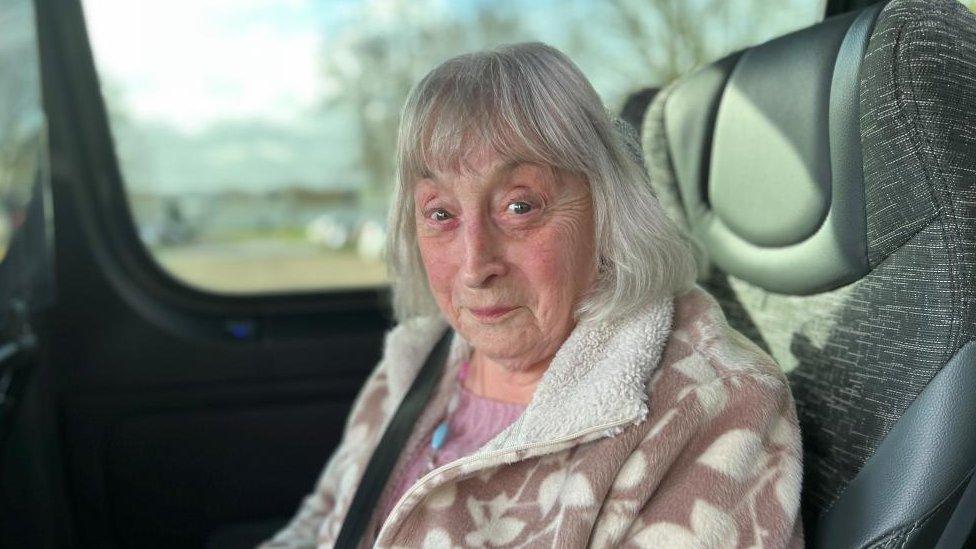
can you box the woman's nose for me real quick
[459,218,506,288]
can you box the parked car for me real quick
[305,212,357,251]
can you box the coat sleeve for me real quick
[258,364,393,548]
[621,371,804,549]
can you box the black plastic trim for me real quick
[827,0,884,17]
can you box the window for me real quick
[0,0,44,265]
[81,0,823,295]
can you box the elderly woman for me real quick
[264,42,803,548]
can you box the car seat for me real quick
[637,0,976,546]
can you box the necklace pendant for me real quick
[431,420,449,451]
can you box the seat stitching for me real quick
[897,2,963,358]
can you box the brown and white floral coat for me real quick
[262,286,804,548]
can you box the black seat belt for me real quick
[334,328,453,549]
[935,467,976,549]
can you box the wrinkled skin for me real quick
[414,148,597,404]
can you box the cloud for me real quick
[82,0,332,132]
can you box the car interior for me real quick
[1,0,974,547]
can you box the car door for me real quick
[29,1,390,546]
[0,2,63,545]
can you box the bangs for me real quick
[398,49,597,184]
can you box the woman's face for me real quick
[414,148,597,371]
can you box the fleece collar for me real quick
[381,297,675,452]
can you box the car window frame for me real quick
[35,0,390,318]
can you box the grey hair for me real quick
[386,42,698,324]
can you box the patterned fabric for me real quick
[376,365,526,528]
[261,287,803,548]
[640,0,976,531]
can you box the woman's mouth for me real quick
[467,306,518,323]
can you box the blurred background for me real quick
[3,0,974,295]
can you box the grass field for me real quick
[151,238,388,294]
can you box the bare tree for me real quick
[606,0,810,85]
[320,0,524,212]
[319,0,822,214]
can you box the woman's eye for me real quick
[507,201,533,215]
[429,209,453,222]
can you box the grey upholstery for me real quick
[640,0,976,546]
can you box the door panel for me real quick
[34,0,391,546]
[103,401,352,547]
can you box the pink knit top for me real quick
[377,361,526,523]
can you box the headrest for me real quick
[662,3,885,295]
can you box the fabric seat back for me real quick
[639,0,976,545]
